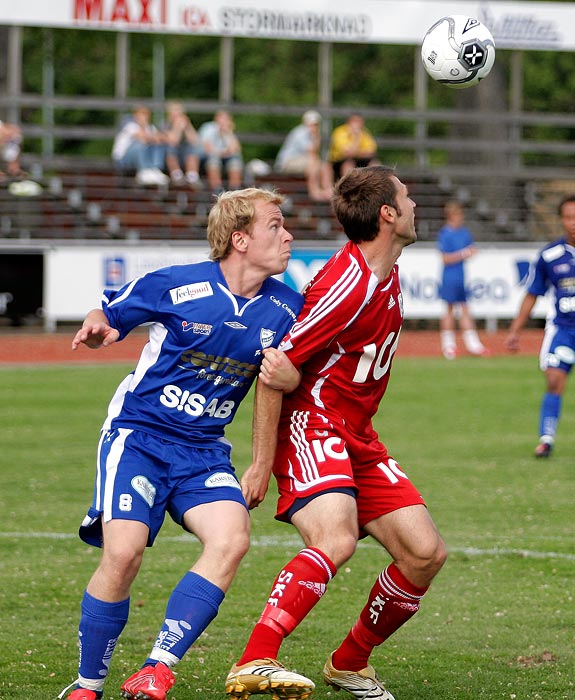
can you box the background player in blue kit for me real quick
[436,201,489,359]
[506,194,575,458]
[59,188,303,700]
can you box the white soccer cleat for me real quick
[323,653,396,700]
[225,658,315,699]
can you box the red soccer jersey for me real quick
[279,240,403,438]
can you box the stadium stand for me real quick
[0,157,542,244]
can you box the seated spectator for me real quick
[162,101,203,187]
[112,105,168,186]
[275,110,332,202]
[198,110,243,192]
[0,120,24,178]
[329,112,378,180]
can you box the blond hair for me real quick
[207,188,285,261]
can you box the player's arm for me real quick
[258,347,302,393]
[71,308,120,350]
[505,293,537,352]
[240,379,283,509]
[442,247,475,265]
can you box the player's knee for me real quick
[101,544,144,583]
[208,526,250,566]
[226,527,251,561]
[430,535,448,574]
[323,530,357,568]
[407,533,447,582]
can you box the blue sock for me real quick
[77,591,130,691]
[539,392,561,442]
[145,572,224,667]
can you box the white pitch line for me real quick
[1,531,574,561]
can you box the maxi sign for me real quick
[42,243,549,330]
[1,1,575,51]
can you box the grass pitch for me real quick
[0,356,573,699]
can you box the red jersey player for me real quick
[226,165,447,700]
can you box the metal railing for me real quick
[2,93,575,179]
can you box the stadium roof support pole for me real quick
[414,45,428,170]
[115,31,129,117]
[153,38,165,124]
[318,41,332,156]
[42,28,54,158]
[7,25,22,125]
[509,51,524,172]
[220,36,234,104]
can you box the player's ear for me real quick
[380,203,395,222]
[232,230,248,251]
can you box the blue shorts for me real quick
[79,428,247,548]
[440,274,467,303]
[539,324,575,373]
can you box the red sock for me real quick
[238,548,336,664]
[332,563,428,671]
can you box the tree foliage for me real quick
[14,26,575,162]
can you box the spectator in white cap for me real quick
[275,110,333,201]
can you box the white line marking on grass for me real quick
[2,532,575,561]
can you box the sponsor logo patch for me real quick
[182,320,213,335]
[170,281,213,305]
[205,472,241,490]
[542,245,565,263]
[131,475,156,507]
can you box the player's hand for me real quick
[240,463,271,509]
[72,309,120,350]
[504,331,520,353]
[72,323,120,350]
[259,347,301,392]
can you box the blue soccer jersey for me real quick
[101,260,303,445]
[526,238,575,329]
[437,225,474,303]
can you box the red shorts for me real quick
[273,410,426,527]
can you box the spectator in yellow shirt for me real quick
[329,113,378,180]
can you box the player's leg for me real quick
[536,326,573,456]
[459,303,488,356]
[227,491,357,699]
[440,302,457,359]
[63,428,163,700]
[250,492,356,658]
[61,519,149,700]
[324,505,445,700]
[536,367,568,457]
[323,440,446,699]
[122,500,250,700]
[147,499,250,664]
[228,413,361,698]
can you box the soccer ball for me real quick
[421,15,495,89]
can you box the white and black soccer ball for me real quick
[421,15,495,89]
